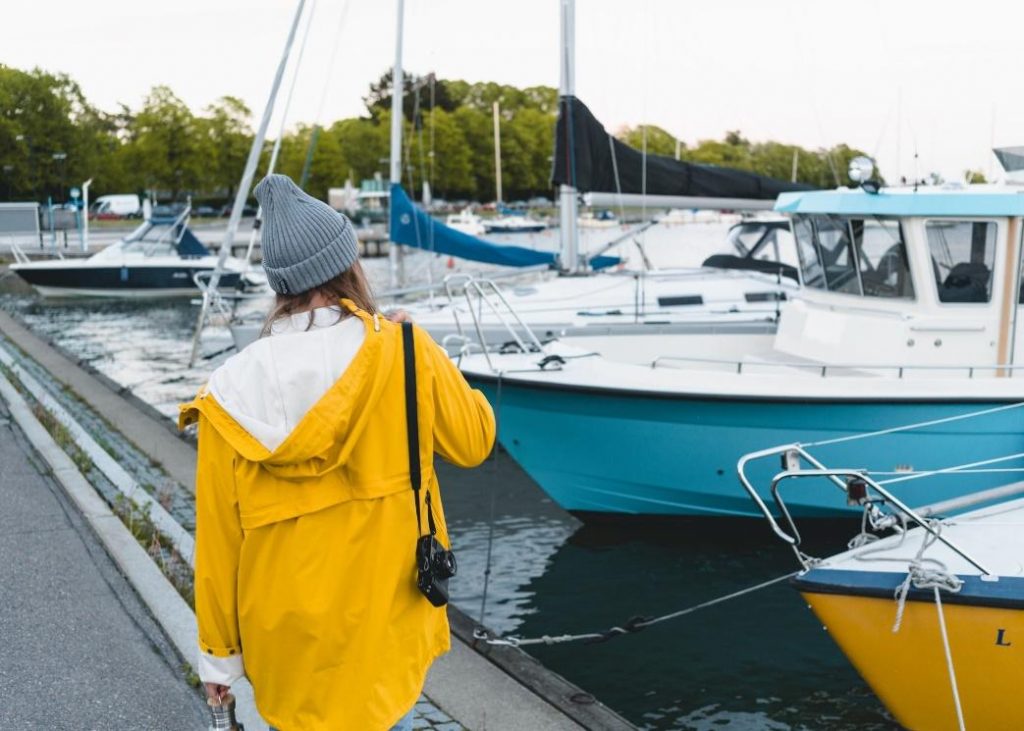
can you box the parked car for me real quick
[89,194,141,219]
[193,205,218,217]
[151,203,188,219]
[219,203,258,218]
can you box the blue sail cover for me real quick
[389,184,619,270]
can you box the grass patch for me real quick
[182,663,201,689]
[112,493,194,606]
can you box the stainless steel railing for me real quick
[653,354,1024,379]
[736,442,996,575]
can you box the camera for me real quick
[416,534,457,607]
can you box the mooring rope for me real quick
[473,570,796,648]
[886,520,966,729]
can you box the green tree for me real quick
[197,96,253,199]
[330,116,389,182]
[618,124,680,158]
[502,108,555,199]
[0,65,116,202]
[123,85,208,199]
[452,106,494,200]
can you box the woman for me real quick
[179,174,496,730]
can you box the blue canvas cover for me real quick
[389,184,619,270]
[176,226,211,257]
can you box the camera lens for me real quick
[436,550,457,579]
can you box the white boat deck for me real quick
[820,497,1024,579]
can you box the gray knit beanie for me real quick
[254,174,358,295]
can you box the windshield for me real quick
[793,214,914,298]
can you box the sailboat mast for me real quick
[558,0,580,273]
[388,0,405,288]
[493,101,503,205]
[389,1,405,186]
[221,0,306,264]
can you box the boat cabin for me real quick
[772,186,1024,373]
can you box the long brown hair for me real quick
[262,260,377,336]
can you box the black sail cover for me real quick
[552,96,814,199]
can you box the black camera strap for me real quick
[402,322,436,538]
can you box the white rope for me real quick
[474,571,795,648]
[878,452,1024,486]
[869,467,1024,476]
[885,520,966,729]
[934,586,967,731]
[805,401,1024,449]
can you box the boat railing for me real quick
[443,274,546,370]
[736,441,1016,577]
[10,242,63,263]
[10,243,30,264]
[652,354,1024,379]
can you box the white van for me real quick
[91,194,141,218]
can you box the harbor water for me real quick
[0,222,896,729]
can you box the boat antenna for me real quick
[557,0,580,273]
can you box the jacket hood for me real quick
[179,300,395,480]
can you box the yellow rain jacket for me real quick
[179,301,495,730]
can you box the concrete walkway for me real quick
[0,397,209,729]
[0,306,633,731]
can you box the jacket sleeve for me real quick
[424,330,496,468]
[193,413,246,685]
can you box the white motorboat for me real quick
[445,209,486,236]
[484,214,547,234]
[227,215,799,353]
[578,210,619,229]
[452,173,1024,518]
[10,206,253,298]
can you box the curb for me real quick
[0,371,268,730]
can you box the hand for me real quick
[204,682,230,704]
[385,309,413,323]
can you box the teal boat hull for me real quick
[468,375,1024,518]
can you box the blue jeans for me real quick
[389,707,414,731]
[270,706,414,731]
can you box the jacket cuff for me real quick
[197,645,245,685]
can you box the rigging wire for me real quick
[299,0,351,187]
[804,400,1024,449]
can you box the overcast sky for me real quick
[3,0,1022,183]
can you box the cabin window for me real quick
[793,214,913,298]
[853,218,915,298]
[793,217,824,288]
[814,216,861,294]
[926,220,996,303]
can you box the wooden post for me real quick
[996,216,1020,376]
[492,101,503,205]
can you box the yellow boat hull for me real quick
[803,590,1023,731]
